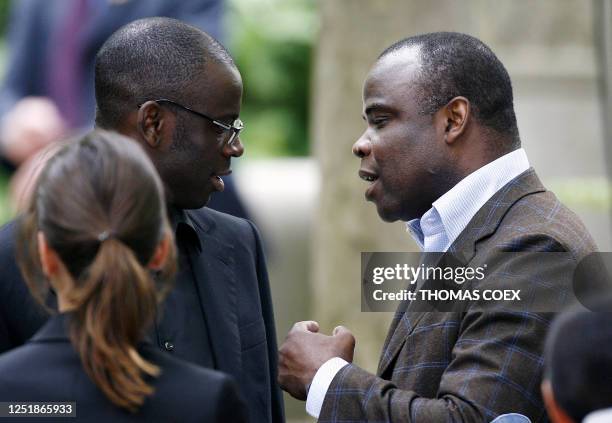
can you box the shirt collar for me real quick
[406,207,446,251]
[406,148,530,252]
[406,219,424,250]
[168,207,202,252]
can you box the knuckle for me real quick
[280,344,294,360]
[278,346,289,360]
[341,332,356,347]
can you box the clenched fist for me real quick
[278,321,355,400]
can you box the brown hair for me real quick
[17,130,176,412]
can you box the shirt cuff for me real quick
[305,357,349,418]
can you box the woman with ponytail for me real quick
[0,130,246,422]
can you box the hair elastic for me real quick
[97,230,115,243]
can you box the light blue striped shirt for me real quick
[406,148,530,252]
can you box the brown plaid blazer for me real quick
[319,169,597,422]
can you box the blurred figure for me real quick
[542,305,612,423]
[0,0,248,219]
[0,130,246,422]
[0,0,223,139]
[0,97,66,167]
[9,139,66,211]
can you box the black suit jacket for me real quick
[0,207,284,423]
[0,314,246,422]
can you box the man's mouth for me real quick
[210,169,232,192]
[359,169,380,201]
[359,169,379,184]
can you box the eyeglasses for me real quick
[141,99,244,146]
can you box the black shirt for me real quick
[153,209,215,368]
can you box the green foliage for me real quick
[0,0,14,225]
[226,0,317,157]
[0,168,11,226]
[0,0,10,37]
[549,177,611,212]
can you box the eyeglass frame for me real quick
[138,98,244,146]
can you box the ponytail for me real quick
[66,238,161,412]
[16,130,177,413]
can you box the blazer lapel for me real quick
[186,211,241,377]
[377,306,426,375]
[377,168,546,376]
[448,168,546,257]
[377,253,440,375]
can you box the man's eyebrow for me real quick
[364,102,393,117]
[217,113,239,122]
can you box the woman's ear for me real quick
[148,231,171,270]
[37,231,61,277]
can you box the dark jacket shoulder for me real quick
[0,316,247,422]
[187,206,258,239]
[487,189,597,257]
[0,219,49,352]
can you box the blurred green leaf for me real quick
[226,0,317,157]
[0,168,13,226]
[548,177,611,211]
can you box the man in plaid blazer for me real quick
[278,32,597,422]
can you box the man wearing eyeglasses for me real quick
[132,97,244,206]
[0,17,283,423]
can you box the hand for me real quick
[0,97,67,165]
[9,141,65,212]
[278,321,355,400]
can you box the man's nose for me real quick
[352,134,372,158]
[226,136,244,158]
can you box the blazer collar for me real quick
[169,208,203,252]
[182,209,241,377]
[447,168,546,260]
[29,313,70,343]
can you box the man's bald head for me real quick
[379,32,520,151]
[94,17,235,129]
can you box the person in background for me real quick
[541,305,612,423]
[0,0,248,218]
[0,130,246,422]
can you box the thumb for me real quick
[333,325,356,363]
[293,320,320,333]
[333,325,351,336]
[306,321,320,333]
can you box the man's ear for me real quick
[541,380,575,423]
[37,231,61,277]
[440,96,470,145]
[137,101,166,149]
[148,231,171,270]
